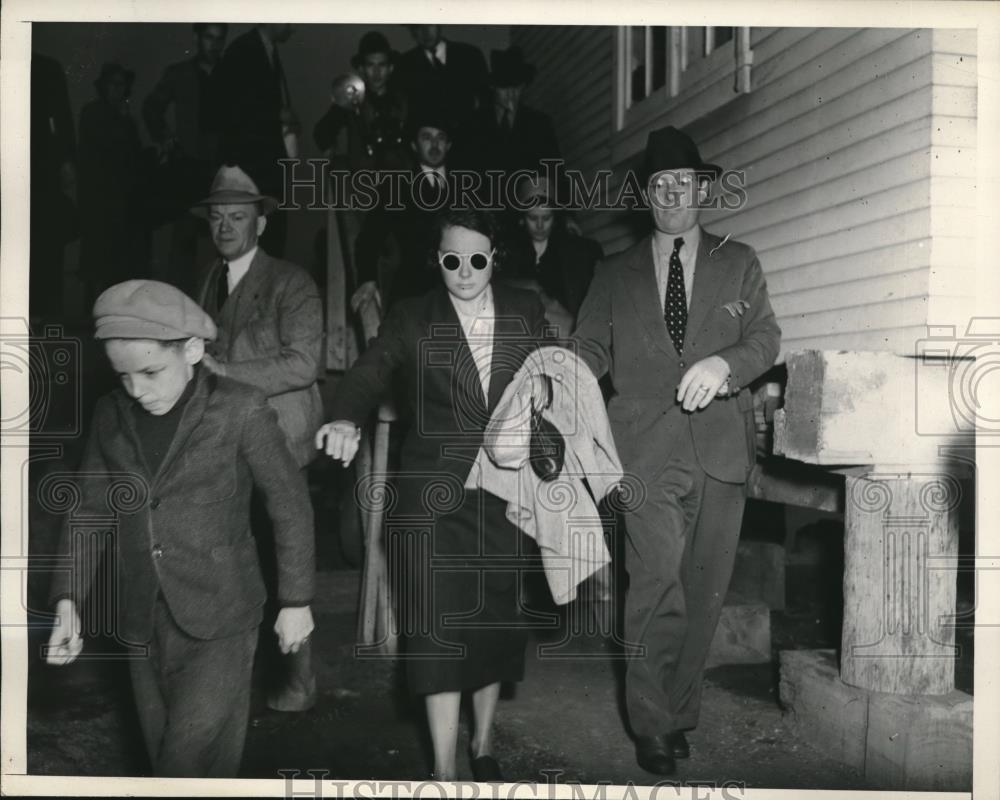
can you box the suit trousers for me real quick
[129,594,259,777]
[623,423,746,736]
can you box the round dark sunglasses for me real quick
[438,249,496,271]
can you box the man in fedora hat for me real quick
[314,30,409,174]
[572,126,781,775]
[470,46,560,176]
[191,163,324,712]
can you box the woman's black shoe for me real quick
[470,754,504,782]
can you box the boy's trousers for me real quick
[129,594,259,777]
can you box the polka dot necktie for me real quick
[664,237,687,354]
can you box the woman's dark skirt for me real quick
[387,487,531,695]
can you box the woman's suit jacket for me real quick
[196,248,324,467]
[48,368,315,645]
[328,283,547,498]
[573,229,781,484]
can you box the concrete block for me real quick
[706,602,770,667]
[778,649,868,770]
[865,690,973,791]
[727,540,786,610]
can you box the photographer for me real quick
[314,31,409,174]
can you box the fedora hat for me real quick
[642,126,722,185]
[189,164,279,217]
[351,31,397,69]
[490,46,536,88]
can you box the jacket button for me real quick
[152,544,164,558]
[679,360,686,368]
[150,498,161,510]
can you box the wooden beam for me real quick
[773,350,972,467]
[747,458,843,512]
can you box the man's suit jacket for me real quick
[470,103,561,175]
[142,58,221,163]
[49,368,315,644]
[573,229,781,484]
[196,249,324,467]
[216,28,288,193]
[393,39,490,131]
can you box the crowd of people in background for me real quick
[30,23,599,333]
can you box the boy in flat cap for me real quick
[573,126,780,775]
[46,280,315,778]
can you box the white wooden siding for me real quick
[512,25,977,356]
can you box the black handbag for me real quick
[528,375,565,482]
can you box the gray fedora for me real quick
[190,164,279,217]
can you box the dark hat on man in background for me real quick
[406,98,455,140]
[93,280,217,341]
[351,31,397,68]
[642,125,722,185]
[489,46,536,88]
[94,62,135,93]
[189,164,279,218]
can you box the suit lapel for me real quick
[110,393,153,480]
[625,236,676,360]
[150,368,212,485]
[226,249,270,337]
[685,229,727,345]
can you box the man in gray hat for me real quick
[191,164,324,712]
[572,126,781,775]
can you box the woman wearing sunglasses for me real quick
[316,208,548,781]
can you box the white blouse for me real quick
[449,286,495,403]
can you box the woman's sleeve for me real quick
[325,301,411,427]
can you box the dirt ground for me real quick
[26,569,904,790]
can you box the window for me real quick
[615,26,753,132]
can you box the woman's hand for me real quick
[315,420,362,466]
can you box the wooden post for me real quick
[841,471,961,694]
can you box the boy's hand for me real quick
[46,599,83,665]
[316,421,361,466]
[275,606,314,654]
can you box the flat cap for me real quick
[93,280,217,341]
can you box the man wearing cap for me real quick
[314,31,409,174]
[46,280,315,777]
[573,126,781,775]
[191,164,324,712]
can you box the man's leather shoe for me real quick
[635,735,676,775]
[668,731,690,759]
